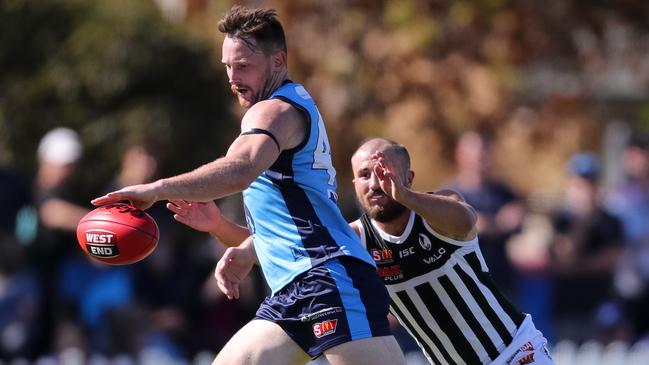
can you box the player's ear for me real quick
[272,50,286,69]
[406,170,414,187]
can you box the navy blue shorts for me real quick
[255,256,391,358]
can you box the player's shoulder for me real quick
[248,98,294,114]
[246,99,301,121]
[242,99,304,131]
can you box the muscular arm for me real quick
[155,100,305,201]
[92,99,306,209]
[400,189,477,241]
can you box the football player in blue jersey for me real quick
[195,138,554,365]
[92,6,406,365]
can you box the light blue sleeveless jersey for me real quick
[242,82,375,295]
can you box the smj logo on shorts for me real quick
[313,319,338,338]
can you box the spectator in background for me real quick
[27,127,91,355]
[442,131,524,298]
[606,134,649,340]
[105,144,185,356]
[57,143,167,356]
[549,152,623,343]
[33,128,89,235]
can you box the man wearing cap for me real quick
[29,127,91,354]
[548,152,623,339]
[35,127,89,232]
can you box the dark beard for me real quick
[368,200,407,222]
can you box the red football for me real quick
[76,203,159,265]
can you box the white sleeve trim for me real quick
[352,220,367,249]
[421,218,479,247]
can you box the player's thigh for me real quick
[324,335,406,365]
[213,319,310,365]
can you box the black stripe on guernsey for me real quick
[279,182,342,263]
[414,283,481,365]
[241,128,281,152]
[453,264,513,346]
[389,301,440,362]
[464,252,525,340]
[266,92,344,262]
[393,293,456,364]
[440,274,499,361]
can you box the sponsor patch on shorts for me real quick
[516,353,535,365]
[313,319,338,338]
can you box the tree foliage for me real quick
[0,0,236,197]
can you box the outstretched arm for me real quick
[91,99,306,209]
[166,200,250,247]
[374,151,477,240]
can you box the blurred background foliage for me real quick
[0,0,237,201]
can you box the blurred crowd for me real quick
[2,126,649,362]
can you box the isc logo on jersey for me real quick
[84,229,120,258]
[313,319,338,338]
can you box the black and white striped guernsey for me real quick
[356,211,525,365]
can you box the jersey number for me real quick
[313,113,336,185]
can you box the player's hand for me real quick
[373,151,407,201]
[215,242,256,300]
[166,200,222,234]
[91,183,159,210]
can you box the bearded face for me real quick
[362,190,407,222]
[352,150,408,222]
[222,37,274,108]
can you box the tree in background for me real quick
[0,0,237,199]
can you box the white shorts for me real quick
[493,315,555,365]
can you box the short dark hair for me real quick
[218,5,287,54]
[383,140,411,171]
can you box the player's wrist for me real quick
[393,186,413,204]
[209,214,225,236]
[151,179,167,201]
